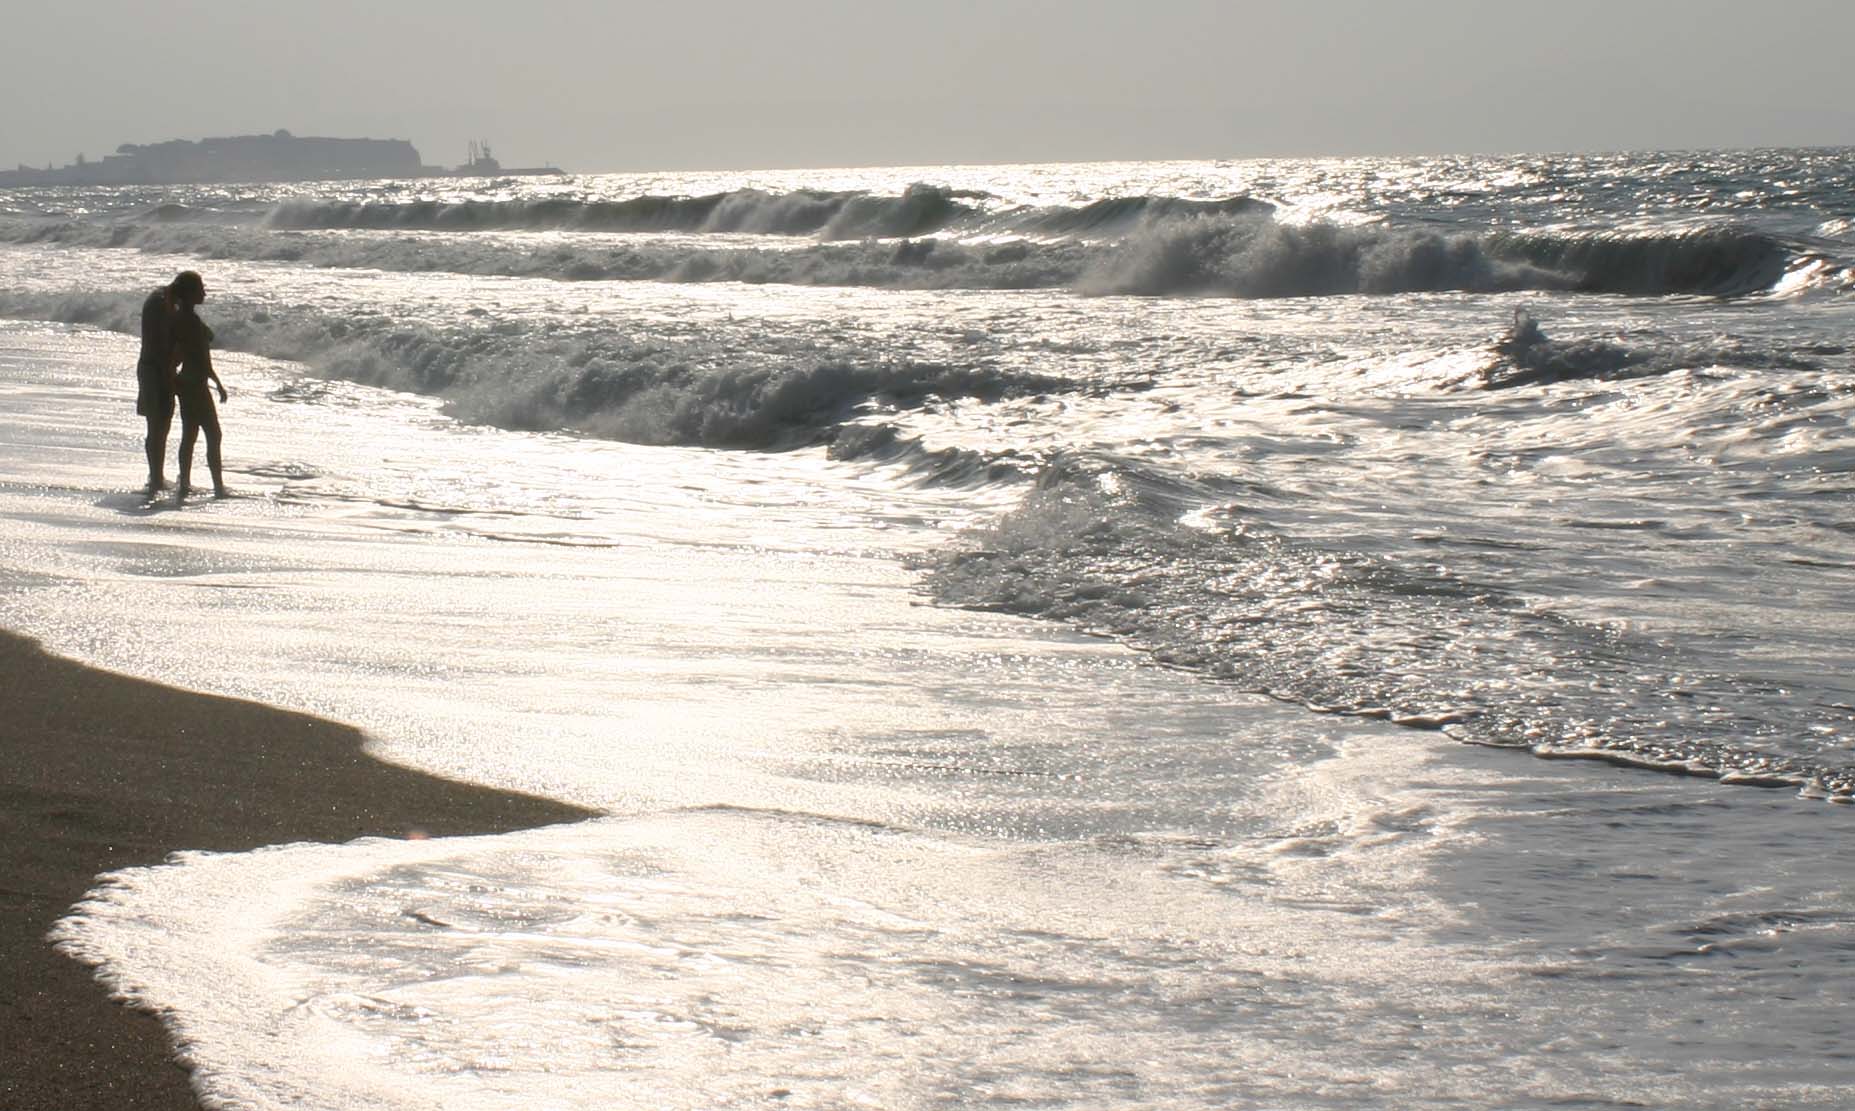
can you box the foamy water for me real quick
[3,148,1855,1108]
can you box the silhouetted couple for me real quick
[137,270,227,499]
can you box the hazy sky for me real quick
[6,0,1851,172]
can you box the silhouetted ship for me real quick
[439,139,564,179]
[0,130,563,188]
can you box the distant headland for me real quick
[0,130,564,188]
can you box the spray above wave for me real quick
[917,455,1855,797]
[0,288,1070,451]
[1470,309,1823,390]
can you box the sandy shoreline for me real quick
[0,628,597,1110]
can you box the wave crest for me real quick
[0,288,1068,451]
[1489,226,1796,296]
[1080,217,1563,297]
[264,183,978,240]
[1080,218,1818,299]
[1,206,1834,301]
[1008,194,1274,238]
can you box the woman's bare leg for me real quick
[203,412,225,495]
[176,418,198,498]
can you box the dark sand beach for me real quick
[0,628,597,1110]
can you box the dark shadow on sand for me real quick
[98,490,175,517]
[0,628,597,1110]
[99,488,246,517]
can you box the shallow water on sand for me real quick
[4,145,1855,1110]
[4,320,1853,1109]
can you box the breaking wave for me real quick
[266,184,982,240]
[0,196,1837,301]
[1488,226,1798,296]
[1009,194,1275,237]
[826,423,1043,488]
[1080,220,1816,299]
[917,455,1855,797]
[0,217,1094,290]
[0,289,1070,450]
[256,188,1276,242]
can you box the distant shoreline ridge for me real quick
[0,130,563,188]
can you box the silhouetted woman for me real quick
[170,270,228,498]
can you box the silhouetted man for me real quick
[135,277,180,492]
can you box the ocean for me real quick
[1,148,1853,1108]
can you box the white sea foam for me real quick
[52,755,1481,1111]
[6,146,1855,1108]
[51,733,1855,1110]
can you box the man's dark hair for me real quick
[171,270,204,300]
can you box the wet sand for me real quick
[0,628,597,1110]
